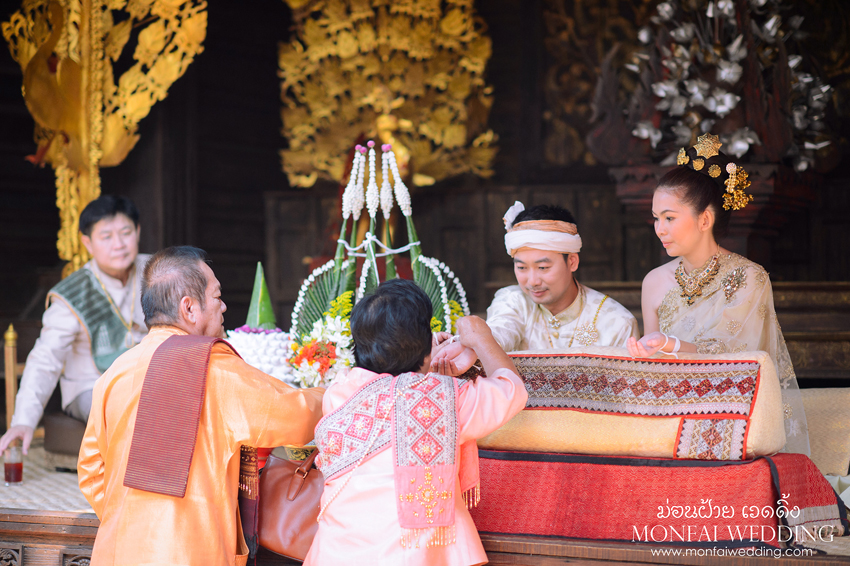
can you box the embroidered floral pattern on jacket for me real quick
[314,375,394,480]
[722,266,747,303]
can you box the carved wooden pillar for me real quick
[611,164,818,273]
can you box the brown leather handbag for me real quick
[257,449,324,562]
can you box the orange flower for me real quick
[291,340,338,377]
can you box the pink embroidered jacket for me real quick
[304,367,527,566]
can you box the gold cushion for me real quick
[478,346,786,459]
[801,388,850,476]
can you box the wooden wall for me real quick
[1,0,849,336]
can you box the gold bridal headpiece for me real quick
[677,133,753,211]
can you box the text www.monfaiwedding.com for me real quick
[649,547,816,559]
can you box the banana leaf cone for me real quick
[245,262,277,330]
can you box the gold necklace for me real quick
[93,267,137,347]
[675,254,721,306]
[544,284,586,348]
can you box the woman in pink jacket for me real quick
[306,279,528,566]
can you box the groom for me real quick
[485,202,638,351]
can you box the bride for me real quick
[626,133,810,455]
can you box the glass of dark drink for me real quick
[4,443,22,486]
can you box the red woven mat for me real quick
[470,451,848,548]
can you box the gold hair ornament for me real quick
[694,133,722,159]
[676,133,753,211]
[723,163,753,211]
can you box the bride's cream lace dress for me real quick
[658,253,810,455]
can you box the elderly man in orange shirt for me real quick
[78,246,325,566]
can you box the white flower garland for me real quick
[350,147,366,220]
[437,260,470,315]
[380,146,394,219]
[356,257,372,301]
[365,142,380,219]
[387,149,412,217]
[341,151,363,219]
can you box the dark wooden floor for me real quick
[253,534,850,566]
[3,509,849,566]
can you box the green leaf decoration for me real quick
[413,255,447,329]
[292,260,350,340]
[245,263,277,330]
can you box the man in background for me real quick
[1,195,148,454]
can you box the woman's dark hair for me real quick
[655,149,733,240]
[512,204,577,227]
[79,195,140,236]
[350,279,433,376]
[141,246,209,327]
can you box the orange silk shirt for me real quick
[78,326,325,566]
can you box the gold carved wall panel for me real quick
[279,0,497,188]
[2,0,206,274]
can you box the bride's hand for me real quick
[626,332,668,358]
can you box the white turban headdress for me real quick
[503,201,582,257]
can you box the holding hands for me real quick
[626,331,682,358]
[429,316,518,378]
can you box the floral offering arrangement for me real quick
[287,141,470,388]
[628,0,834,172]
[288,292,356,388]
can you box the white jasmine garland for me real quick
[357,257,372,301]
[380,150,394,219]
[226,328,296,384]
[437,260,470,315]
[388,150,412,216]
[351,149,366,220]
[366,144,380,219]
[342,152,362,219]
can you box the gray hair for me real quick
[141,246,209,327]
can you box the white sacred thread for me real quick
[336,234,421,258]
